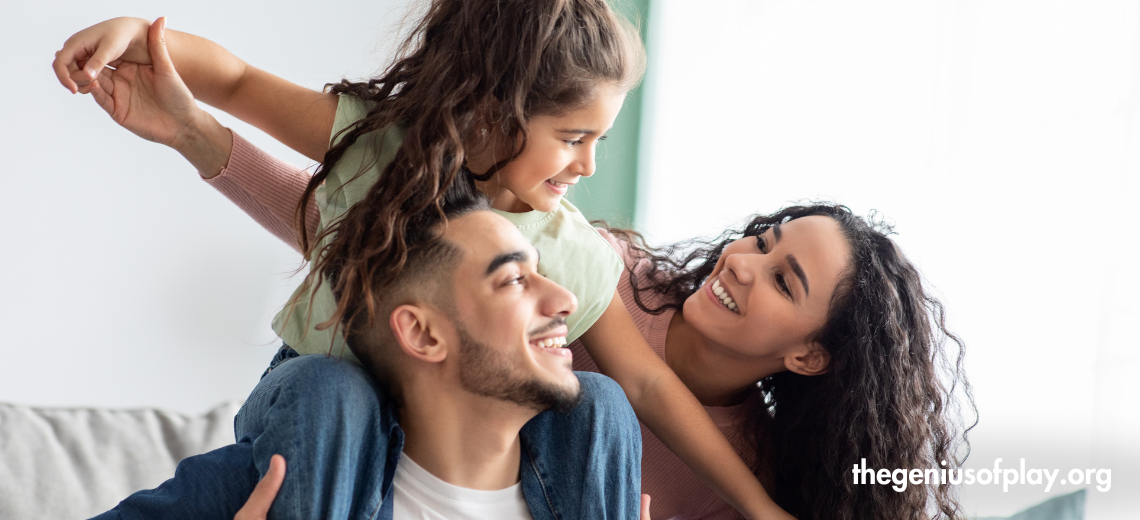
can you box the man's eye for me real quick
[506,275,525,285]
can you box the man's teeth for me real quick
[532,336,568,348]
[712,278,739,313]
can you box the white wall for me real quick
[640,1,1139,518]
[0,0,409,414]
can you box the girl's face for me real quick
[682,216,852,363]
[475,84,626,213]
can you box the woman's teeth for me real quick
[547,180,568,188]
[712,278,739,313]
[531,336,568,348]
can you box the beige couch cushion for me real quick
[0,401,240,520]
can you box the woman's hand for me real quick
[641,494,652,520]
[81,17,233,177]
[235,454,286,520]
[53,17,153,94]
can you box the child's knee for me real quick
[574,372,637,426]
[237,355,385,439]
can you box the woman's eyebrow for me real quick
[772,223,782,243]
[786,254,809,297]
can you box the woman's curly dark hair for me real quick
[606,203,978,520]
[292,0,644,339]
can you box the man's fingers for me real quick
[235,454,286,520]
[146,17,175,76]
[640,494,651,520]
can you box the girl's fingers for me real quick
[80,41,123,83]
[52,45,88,93]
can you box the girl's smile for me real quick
[471,84,627,213]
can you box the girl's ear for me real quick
[389,304,450,363]
[785,342,830,376]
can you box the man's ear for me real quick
[785,342,830,376]
[389,304,450,363]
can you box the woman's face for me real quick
[682,215,852,361]
[473,84,626,213]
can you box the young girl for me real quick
[55,3,792,519]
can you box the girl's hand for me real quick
[53,17,152,94]
[234,454,286,520]
[84,17,233,176]
[85,17,195,147]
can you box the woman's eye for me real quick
[506,275,525,286]
[564,139,584,146]
[776,273,792,297]
[756,236,768,253]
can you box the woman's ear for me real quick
[785,342,830,376]
[389,304,450,363]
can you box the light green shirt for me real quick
[272,96,622,363]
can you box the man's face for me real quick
[444,211,581,412]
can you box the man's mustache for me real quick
[527,317,567,338]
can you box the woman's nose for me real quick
[723,253,757,285]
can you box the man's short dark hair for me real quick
[333,176,491,385]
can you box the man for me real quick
[96,203,644,519]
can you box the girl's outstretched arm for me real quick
[82,17,318,249]
[581,291,796,520]
[54,17,336,161]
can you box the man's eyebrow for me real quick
[485,251,529,277]
[772,222,782,244]
[786,254,809,298]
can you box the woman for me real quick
[579,207,976,519]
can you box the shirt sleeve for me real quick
[203,131,321,253]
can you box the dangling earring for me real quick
[480,128,488,138]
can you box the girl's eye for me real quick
[564,139,584,146]
[756,236,768,253]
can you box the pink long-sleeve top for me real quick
[205,131,756,520]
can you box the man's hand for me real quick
[53,17,152,94]
[235,454,286,520]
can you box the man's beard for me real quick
[455,322,581,414]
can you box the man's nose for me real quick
[538,275,578,318]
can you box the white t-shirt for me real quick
[392,453,534,520]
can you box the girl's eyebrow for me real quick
[557,128,599,135]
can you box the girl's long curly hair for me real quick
[296,0,644,338]
[606,203,978,520]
